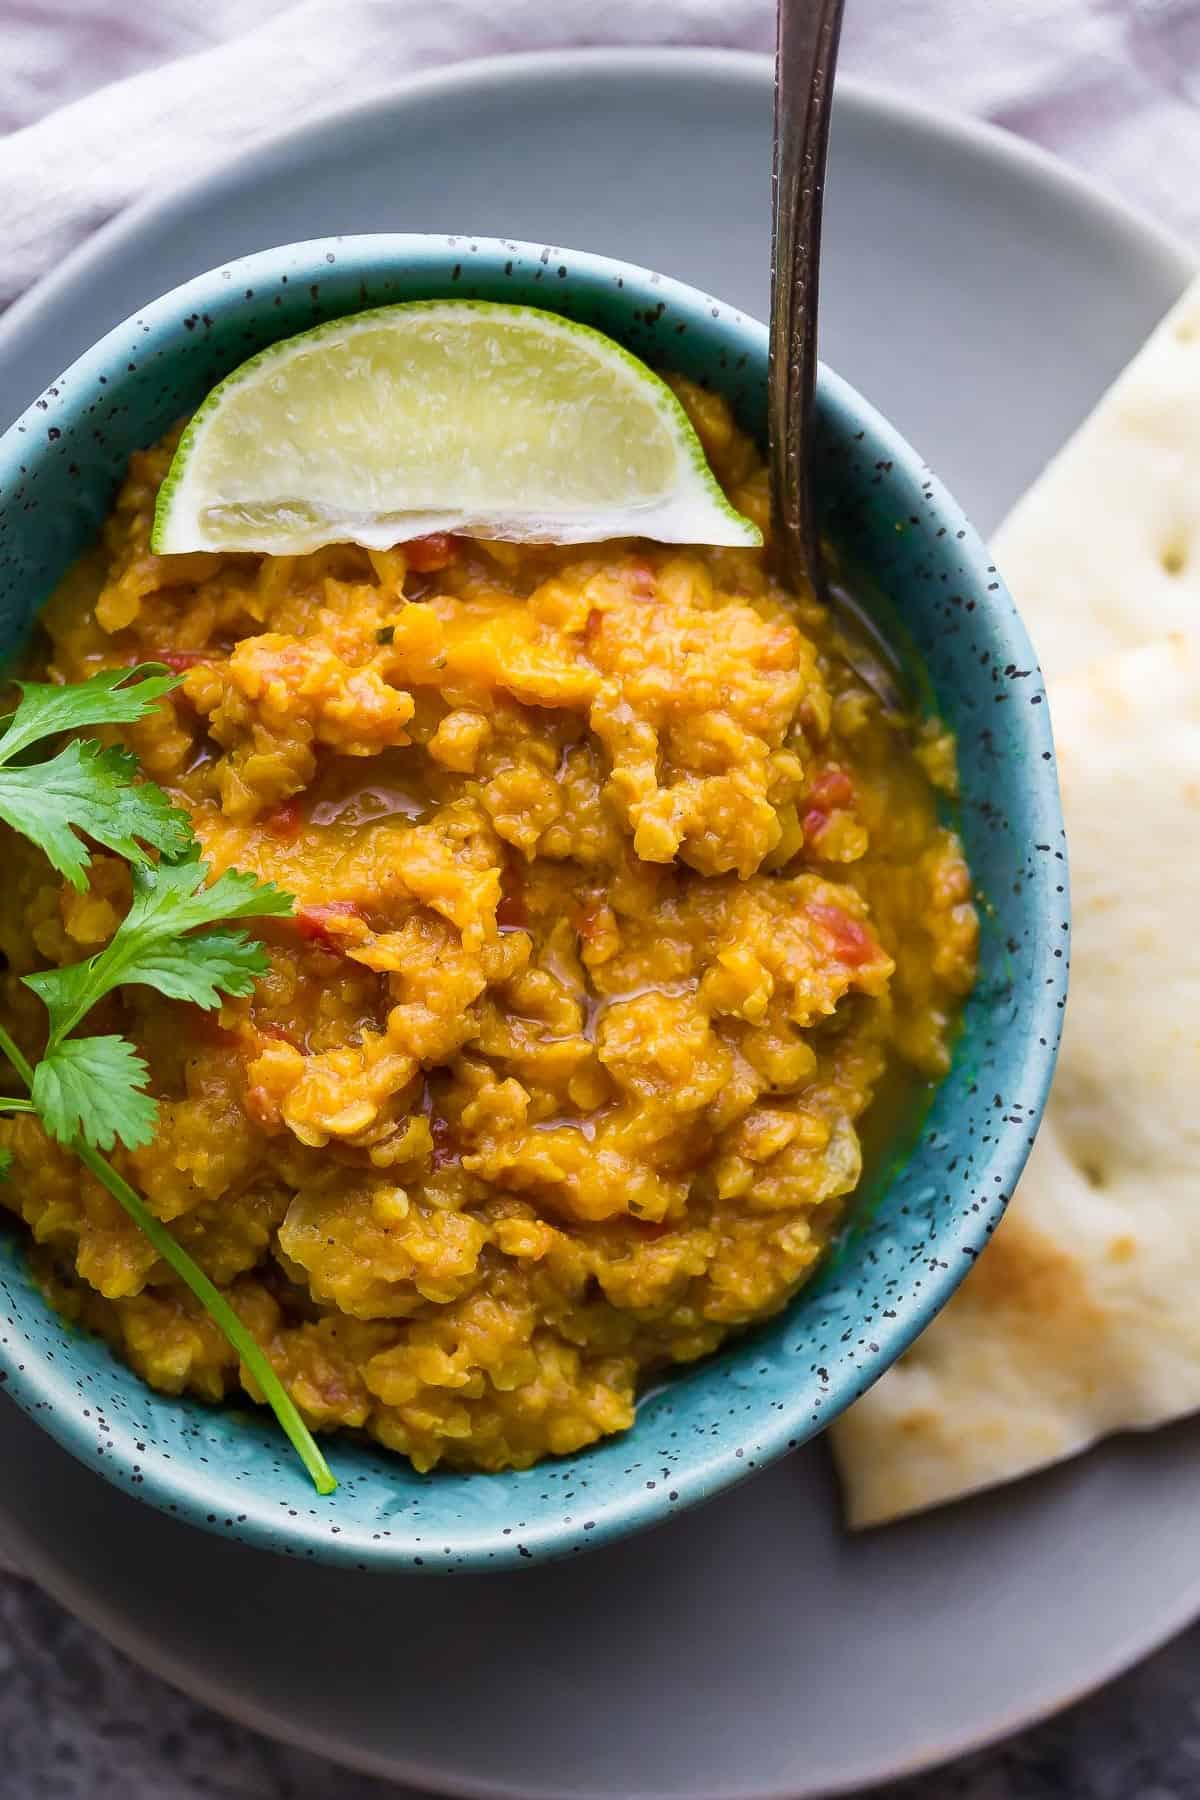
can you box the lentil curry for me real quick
[0,381,978,1473]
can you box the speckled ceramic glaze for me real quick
[0,236,1066,1571]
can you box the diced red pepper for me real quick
[809,901,879,969]
[808,765,855,810]
[153,649,212,673]
[293,901,364,949]
[804,767,856,851]
[402,533,458,573]
[263,797,304,844]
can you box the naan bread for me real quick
[993,273,1200,686]
[831,636,1200,1527]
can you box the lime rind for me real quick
[151,300,762,556]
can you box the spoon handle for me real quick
[769,0,846,599]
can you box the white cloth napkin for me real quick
[1,0,1199,319]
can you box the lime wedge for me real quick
[152,301,762,555]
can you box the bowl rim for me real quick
[0,232,1066,1570]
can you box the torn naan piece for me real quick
[993,271,1200,687]
[830,635,1200,1528]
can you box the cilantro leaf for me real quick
[0,664,179,764]
[26,853,294,1046]
[32,1035,158,1152]
[0,1148,12,1181]
[0,739,193,889]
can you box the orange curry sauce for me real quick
[0,381,977,1472]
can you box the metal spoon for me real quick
[768,0,846,603]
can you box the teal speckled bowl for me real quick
[0,236,1066,1571]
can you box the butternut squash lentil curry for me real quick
[0,381,977,1473]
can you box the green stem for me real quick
[0,1023,36,1089]
[0,1020,335,1496]
[75,1142,336,1497]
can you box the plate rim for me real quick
[0,41,1198,1800]
[7,1434,1200,1800]
[0,46,1194,394]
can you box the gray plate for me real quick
[0,47,1196,1800]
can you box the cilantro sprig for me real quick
[0,666,335,1496]
[26,853,292,1144]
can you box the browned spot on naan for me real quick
[958,1216,1106,1336]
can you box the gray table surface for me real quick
[3,2,1200,1796]
[7,1565,1200,1800]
